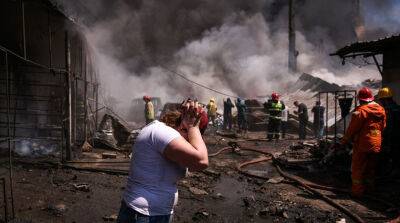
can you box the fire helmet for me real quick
[378,87,393,99]
[271,92,280,101]
[357,87,374,102]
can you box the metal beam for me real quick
[372,55,383,75]
[1,178,7,222]
[65,31,72,161]
[5,52,15,219]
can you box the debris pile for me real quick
[91,114,132,150]
[14,140,59,157]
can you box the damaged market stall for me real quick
[0,0,100,221]
[331,34,400,103]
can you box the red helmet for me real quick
[143,95,151,101]
[357,87,374,102]
[198,110,209,134]
[271,92,279,101]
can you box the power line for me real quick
[161,66,239,99]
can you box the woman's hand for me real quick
[180,99,203,129]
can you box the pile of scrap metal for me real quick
[90,114,139,151]
[275,139,351,171]
[315,139,352,169]
[244,99,267,131]
[275,141,319,169]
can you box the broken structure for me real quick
[0,0,99,161]
[332,34,400,103]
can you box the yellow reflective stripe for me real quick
[352,179,363,184]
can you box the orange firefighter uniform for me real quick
[341,101,386,197]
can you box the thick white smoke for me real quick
[55,0,387,119]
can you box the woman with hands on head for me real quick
[117,99,209,223]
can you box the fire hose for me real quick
[208,145,382,223]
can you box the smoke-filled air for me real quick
[53,0,398,118]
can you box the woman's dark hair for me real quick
[160,111,182,128]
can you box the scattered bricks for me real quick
[211,193,224,200]
[46,203,67,216]
[282,211,289,219]
[267,177,284,184]
[189,187,208,195]
[72,183,90,192]
[202,169,221,178]
[192,211,209,221]
[81,141,93,152]
[259,208,269,217]
[103,214,118,221]
[102,152,117,159]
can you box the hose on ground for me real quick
[209,145,365,223]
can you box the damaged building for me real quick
[0,0,99,161]
[332,34,400,104]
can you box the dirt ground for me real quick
[0,130,399,223]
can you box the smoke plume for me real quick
[53,0,393,119]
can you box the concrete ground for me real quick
[0,130,399,223]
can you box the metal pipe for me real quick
[372,55,382,75]
[48,8,53,68]
[1,178,7,222]
[5,53,15,219]
[325,93,329,140]
[65,31,72,161]
[94,84,98,131]
[334,92,337,143]
[21,0,26,59]
[83,46,88,141]
[74,76,78,144]
[0,45,65,73]
[344,91,347,134]
[318,93,321,138]
[0,94,60,99]
[59,71,64,163]
[0,111,62,117]
[0,79,62,87]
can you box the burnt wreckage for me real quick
[0,0,99,220]
[332,34,400,104]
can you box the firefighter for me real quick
[377,87,400,175]
[264,93,285,141]
[143,95,155,124]
[339,87,386,197]
[206,98,218,126]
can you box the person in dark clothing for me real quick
[236,98,248,133]
[223,98,235,131]
[294,101,308,140]
[264,93,285,141]
[378,87,400,175]
[311,101,325,139]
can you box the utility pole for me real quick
[353,0,365,41]
[288,0,297,73]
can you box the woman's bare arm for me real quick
[164,127,208,171]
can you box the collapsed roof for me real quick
[331,34,400,58]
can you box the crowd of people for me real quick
[125,88,399,222]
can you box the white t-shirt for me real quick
[123,120,185,216]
